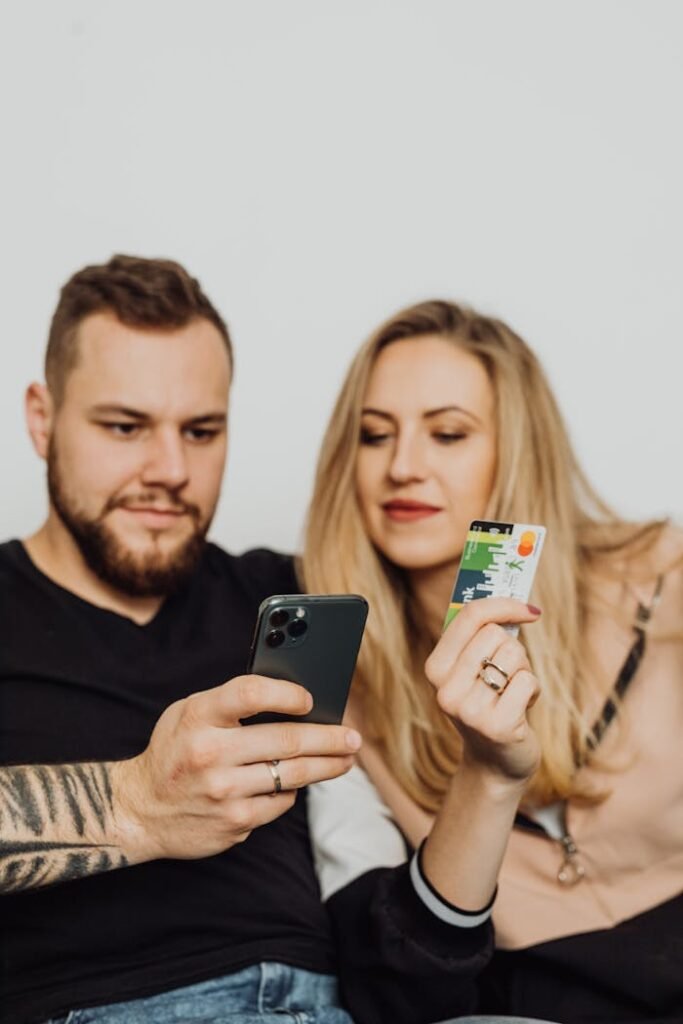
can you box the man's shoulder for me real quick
[0,541,38,631]
[0,538,20,560]
[0,539,24,586]
[203,542,300,600]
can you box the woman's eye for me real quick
[360,429,391,446]
[433,431,467,444]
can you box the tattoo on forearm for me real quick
[0,764,129,894]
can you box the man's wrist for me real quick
[109,757,156,865]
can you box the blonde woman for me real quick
[302,301,683,1024]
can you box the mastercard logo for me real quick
[517,531,537,557]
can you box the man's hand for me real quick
[0,675,360,894]
[112,674,362,863]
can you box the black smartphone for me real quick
[244,594,368,725]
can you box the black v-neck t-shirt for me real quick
[0,541,335,1024]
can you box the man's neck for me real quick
[24,515,164,626]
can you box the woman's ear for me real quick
[25,382,54,460]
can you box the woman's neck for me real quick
[408,560,460,640]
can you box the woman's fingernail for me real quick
[527,604,542,616]
[345,729,362,751]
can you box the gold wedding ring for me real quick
[479,656,510,694]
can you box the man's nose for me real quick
[141,430,189,490]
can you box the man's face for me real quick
[46,312,231,596]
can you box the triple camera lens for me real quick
[265,629,286,648]
[267,607,308,644]
[269,609,290,628]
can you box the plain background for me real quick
[1,0,681,554]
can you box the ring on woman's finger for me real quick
[266,759,282,794]
[478,656,510,694]
[482,655,510,681]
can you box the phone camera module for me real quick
[287,618,308,639]
[265,629,286,648]
[269,609,290,628]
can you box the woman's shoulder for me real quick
[587,520,682,627]
[624,521,683,631]
[651,522,683,627]
[596,519,682,578]
[651,520,683,573]
[632,520,683,586]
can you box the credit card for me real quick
[443,520,546,636]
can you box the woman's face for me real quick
[355,335,497,573]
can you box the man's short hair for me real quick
[45,254,233,404]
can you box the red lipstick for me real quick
[382,499,442,523]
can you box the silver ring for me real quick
[266,759,282,794]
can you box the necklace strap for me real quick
[584,574,664,757]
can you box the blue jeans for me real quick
[45,963,352,1024]
[437,1018,558,1023]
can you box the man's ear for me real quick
[25,383,54,460]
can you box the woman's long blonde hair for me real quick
[302,300,665,810]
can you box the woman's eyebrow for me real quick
[362,405,482,426]
[423,405,481,424]
[361,408,395,421]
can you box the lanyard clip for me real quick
[557,834,585,886]
[635,574,664,631]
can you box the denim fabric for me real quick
[436,1018,558,1023]
[45,963,352,1024]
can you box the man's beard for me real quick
[47,443,211,598]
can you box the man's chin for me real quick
[46,442,210,598]
[93,542,206,598]
[74,522,208,598]
[115,524,194,557]
[108,507,194,540]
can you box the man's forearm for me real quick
[0,763,129,894]
[0,678,364,895]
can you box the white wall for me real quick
[1,0,681,554]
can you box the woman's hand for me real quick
[425,598,542,785]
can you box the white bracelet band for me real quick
[409,850,494,928]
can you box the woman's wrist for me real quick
[454,756,529,805]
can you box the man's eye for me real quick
[184,427,219,443]
[102,422,140,437]
[359,429,391,446]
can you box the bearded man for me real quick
[0,255,360,1024]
